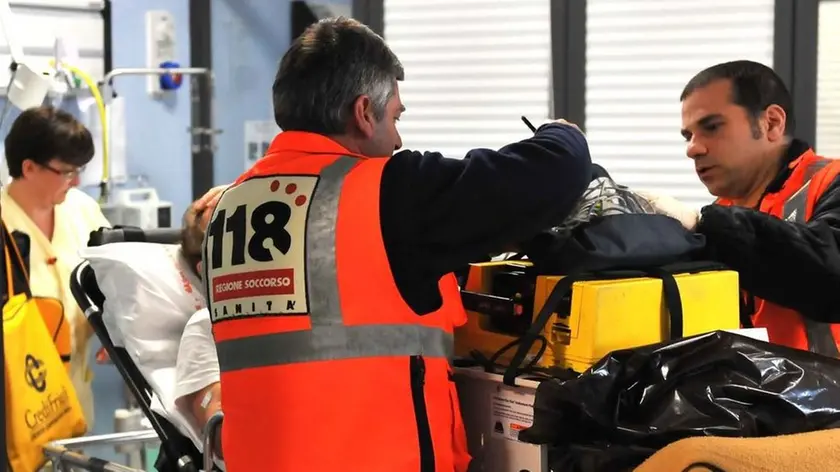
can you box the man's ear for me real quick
[763,104,787,142]
[196,260,203,276]
[351,95,376,139]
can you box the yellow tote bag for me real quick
[3,226,73,373]
[3,226,87,472]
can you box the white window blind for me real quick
[383,0,551,158]
[585,0,775,209]
[816,0,840,157]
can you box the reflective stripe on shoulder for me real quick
[306,156,356,328]
[782,159,829,223]
[215,156,453,373]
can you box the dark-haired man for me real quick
[200,16,591,472]
[641,60,840,356]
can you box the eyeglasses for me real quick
[39,163,84,180]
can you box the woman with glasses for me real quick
[1,105,111,430]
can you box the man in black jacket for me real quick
[641,59,840,355]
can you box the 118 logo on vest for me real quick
[206,175,317,321]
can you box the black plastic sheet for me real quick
[518,330,840,472]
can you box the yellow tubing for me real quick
[50,60,109,201]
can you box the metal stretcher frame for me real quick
[43,226,224,472]
[43,430,160,472]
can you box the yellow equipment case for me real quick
[456,260,742,373]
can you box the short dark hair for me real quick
[272,17,405,135]
[680,60,795,137]
[4,106,94,178]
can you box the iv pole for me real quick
[98,67,220,201]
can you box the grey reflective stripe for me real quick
[782,159,828,222]
[217,324,454,372]
[782,159,839,357]
[781,183,810,222]
[215,156,454,373]
[306,156,357,327]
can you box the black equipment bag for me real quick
[520,164,707,274]
[473,166,719,383]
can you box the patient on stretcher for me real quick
[79,203,225,467]
[174,203,222,453]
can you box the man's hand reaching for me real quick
[552,118,583,134]
[541,118,585,136]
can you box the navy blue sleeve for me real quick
[379,123,592,313]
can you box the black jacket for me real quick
[380,123,592,315]
[697,140,840,322]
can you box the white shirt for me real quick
[174,308,220,405]
[173,309,225,470]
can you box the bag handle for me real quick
[4,239,13,298]
[2,220,14,299]
[500,273,580,386]
[2,221,32,298]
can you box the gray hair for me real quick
[272,17,404,135]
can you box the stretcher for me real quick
[42,227,223,472]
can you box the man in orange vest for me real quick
[640,60,840,357]
[200,17,592,472]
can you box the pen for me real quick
[521,116,537,133]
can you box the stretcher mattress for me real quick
[79,243,207,450]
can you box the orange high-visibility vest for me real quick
[717,149,840,356]
[204,131,471,472]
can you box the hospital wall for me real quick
[108,0,315,222]
[83,1,192,460]
[108,0,193,221]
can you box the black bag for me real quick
[521,164,706,274]
[516,330,840,472]
[524,212,706,274]
[485,167,715,383]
